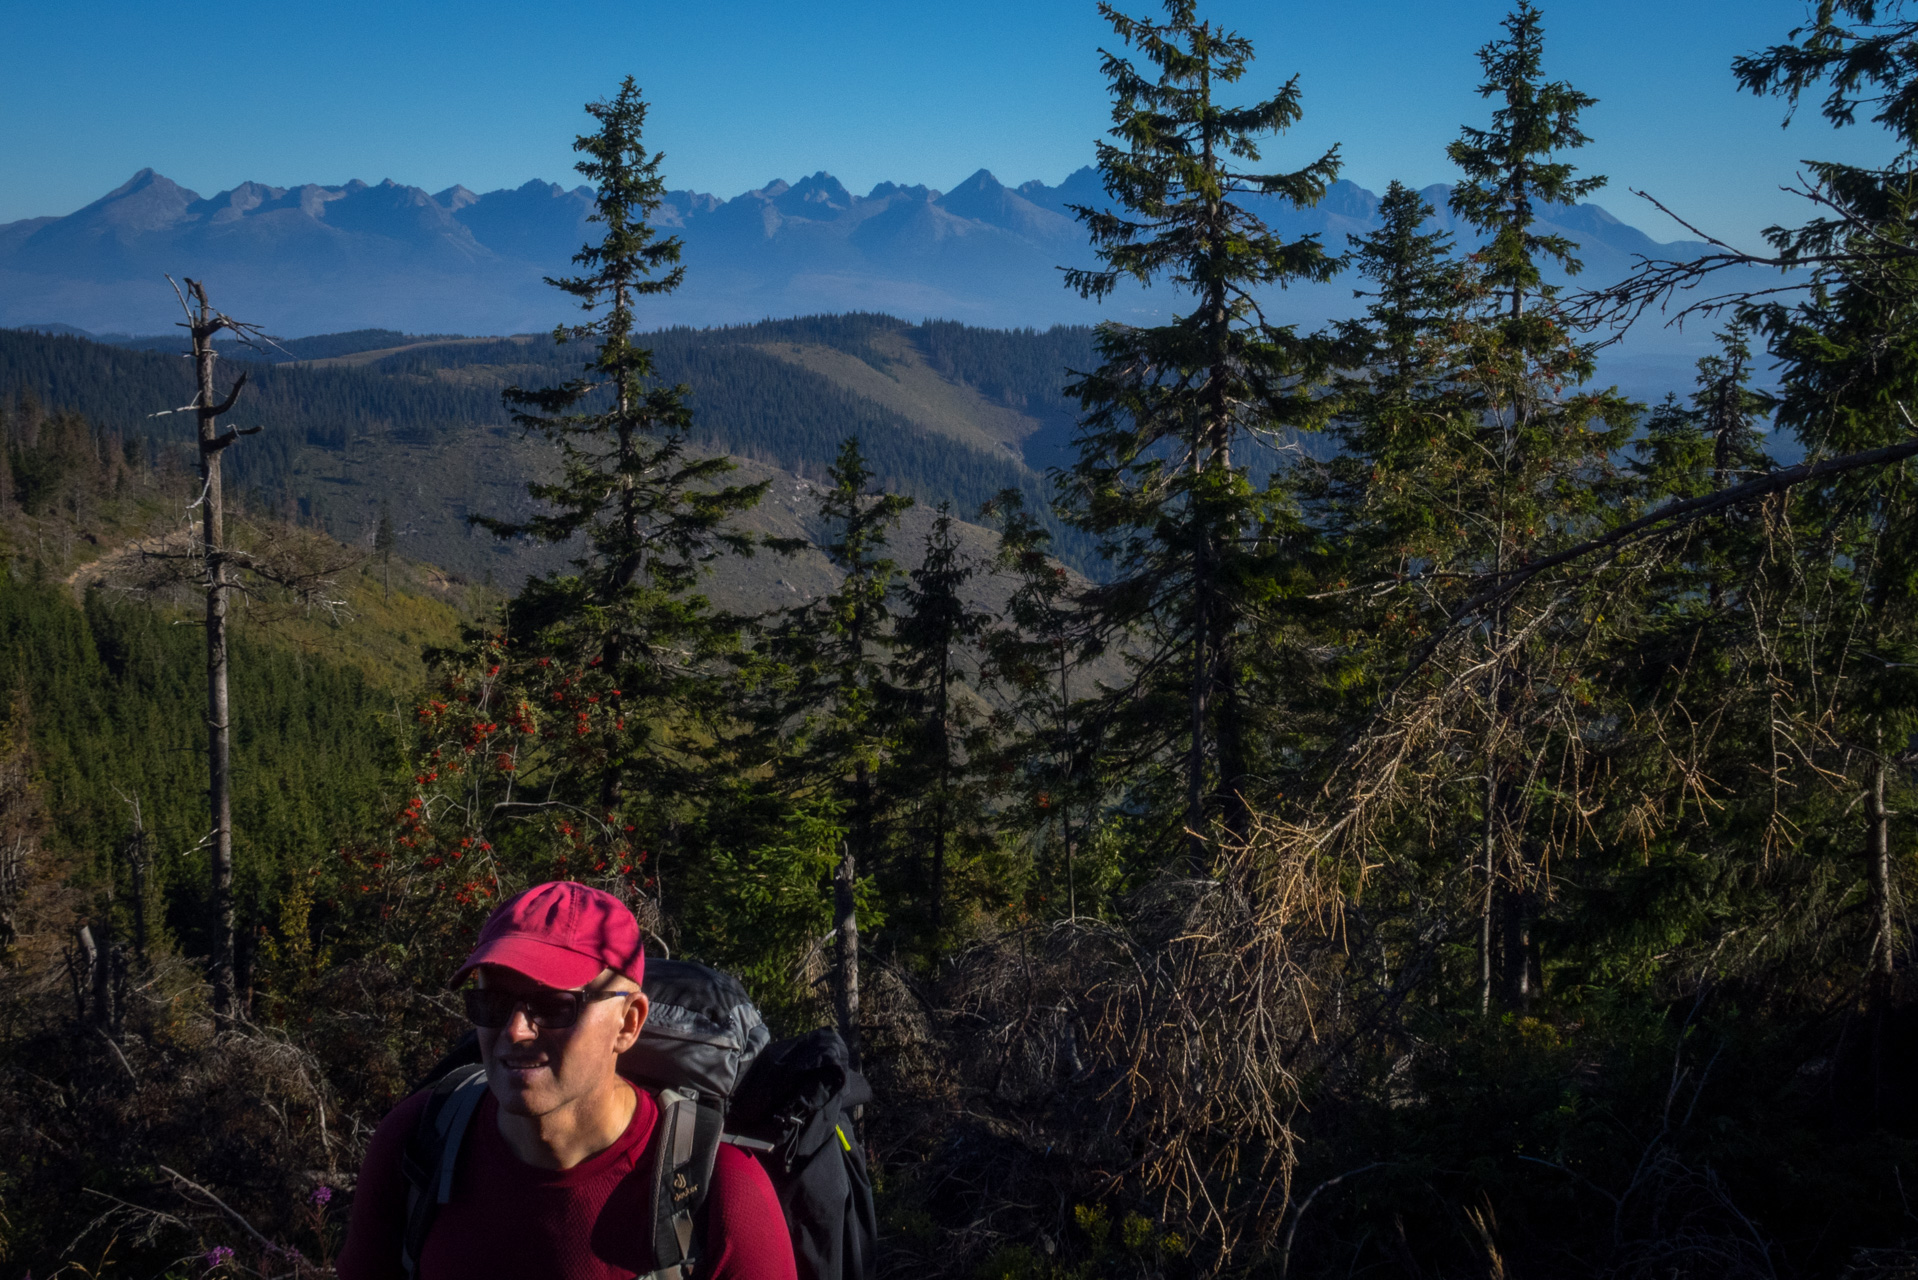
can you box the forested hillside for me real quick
[0,401,483,953]
[0,315,1103,580]
[9,3,1918,1280]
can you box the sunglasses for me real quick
[462,985,631,1029]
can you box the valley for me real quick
[0,315,1101,620]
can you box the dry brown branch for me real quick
[1398,430,1918,689]
[928,822,1351,1268]
[1089,831,1343,1255]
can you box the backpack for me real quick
[397,959,877,1280]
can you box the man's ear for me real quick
[613,991,649,1054]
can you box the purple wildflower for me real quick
[205,1244,235,1269]
[310,1184,334,1207]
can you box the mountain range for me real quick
[1,166,1717,343]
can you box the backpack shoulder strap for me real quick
[641,1087,724,1280]
[398,1063,489,1279]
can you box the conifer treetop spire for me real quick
[1066,0,1343,306]
[554,76,685,330]
[486,76,763,609]
[1058,0,1344,861]
[1447,1,1605,316]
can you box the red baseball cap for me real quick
[450,881,645,990]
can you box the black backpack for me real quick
[398,959,877,1280]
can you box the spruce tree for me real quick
[1734,3,1918,302]
[765,437,910,1059]
[1340,182,1462,382]
[981,491,1097,919]
[888,504,990,949]
[1062,0,1343,865]
[1293,184,1489,1002]
[1734,13,1918,1004]
[1446,0,1606,321]
[1627,323,1776,607]
[1695,322,1773,491]
[1439,3,1637,1012]
[1316,180,1474,653]
[474,77,768,829]
[1765,251,1918,1002]
[1605,326,1780,897]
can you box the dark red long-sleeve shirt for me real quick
[337,1081,796,1280]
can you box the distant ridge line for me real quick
[0,166,1711,342]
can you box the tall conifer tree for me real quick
[765,438,910,1059]
[1062,0,1342,864]
[476,77,767,828]
[1440,4,1637,1012]
[1447,0,1605,321]
[1765,259,1918,1003]
[1736,13,1918,1003]
[1317,180,1473,649]
[982,492,1096,918]
[888,505,991,951]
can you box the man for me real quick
[338,881,797,1280]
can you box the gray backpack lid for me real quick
[619,958,772,1106]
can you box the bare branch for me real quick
[1277,1163,1386,1279]
[209,371,249,418]
[158,1164,287,1258]
[1399,428,1918,685]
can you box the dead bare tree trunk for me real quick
[120,793,150,968]
[74,923,110,1029]
[834,840,861,1070]
[1480,766,1496,1016]
[1868,740,1894,1000]
[177,277,260,1025]
[193,284,236,1022]
[0,691,35,960]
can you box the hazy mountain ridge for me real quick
[0,165,1712,340]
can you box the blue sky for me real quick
[1,0,1891,249]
